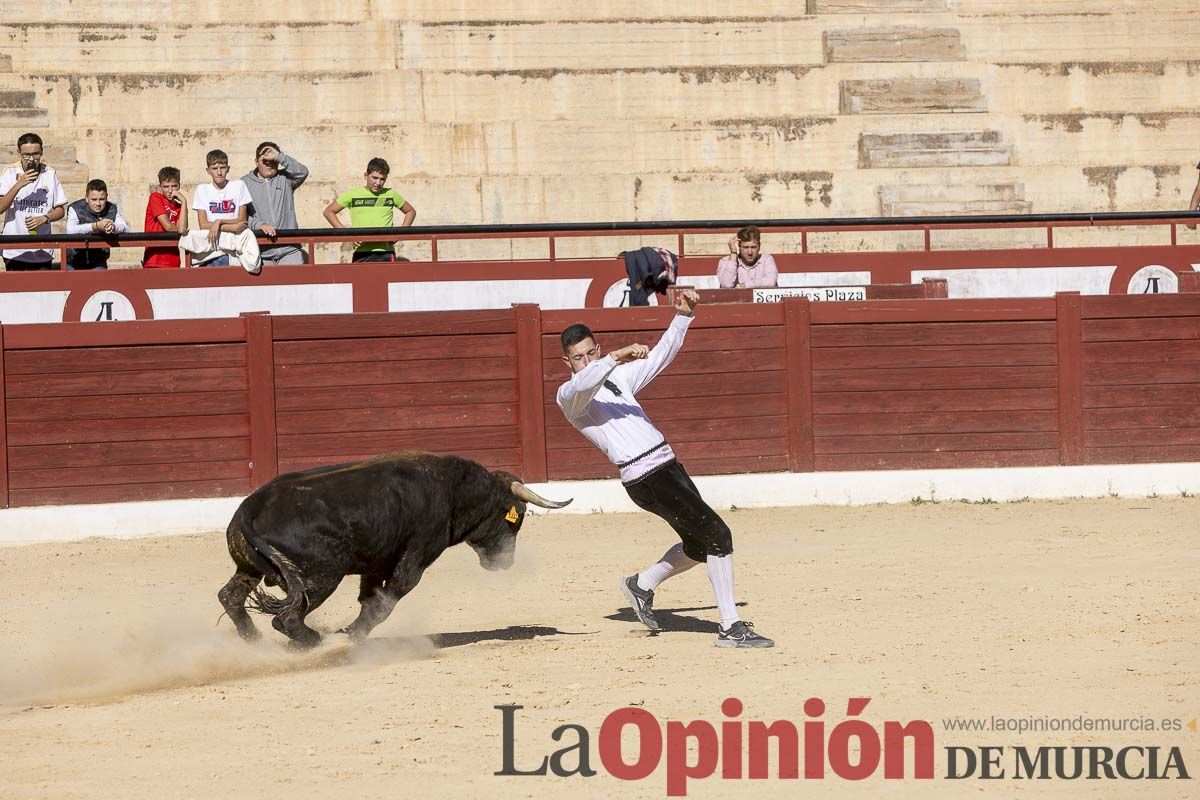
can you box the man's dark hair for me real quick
[206,149,229,167]
[366,157,390,177]
[157,166,181,183]
[255,141,280,160]
[85,178,108,194]
[560,324,595,353]
[16,132,42,149]
[737,225,761,244]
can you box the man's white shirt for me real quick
[192,180,252,222]
[556,314,693,483]
[0,165,67,261]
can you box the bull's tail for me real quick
[246,545,307,618]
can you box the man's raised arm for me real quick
[556,355,619,419]
[625,289,698,395]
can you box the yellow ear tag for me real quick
[505,505,519,523]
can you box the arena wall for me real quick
[0,292,1197,510]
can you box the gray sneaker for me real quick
[715,620,774,648]
[621,575,661,632]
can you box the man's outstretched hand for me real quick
[675,288,699,317]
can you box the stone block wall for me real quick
[0,0,1196,261]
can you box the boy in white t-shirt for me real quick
[180,149,261,273]
[0,132,69,270]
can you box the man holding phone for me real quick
[0,133,68,270]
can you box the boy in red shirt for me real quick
[142,166,189,268]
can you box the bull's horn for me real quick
[511,481,573,509]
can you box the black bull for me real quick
[217,453,571,648]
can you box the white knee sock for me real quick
[637,543,699,591]
[706,554,740,628]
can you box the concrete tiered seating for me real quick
[0,0,1195,262]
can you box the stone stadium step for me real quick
[840,78,986,114]
[0,22,402,73]
[882,181,1025,204]
[17,0,816,25]
[956,0,1198,14]
[810,0,948,11]
[824,27,965,63]
[883,198,1034,217]
[16,110,1150,189]
[2,9,1198,74]
[0,89,47,127]
[2,54,1197,128]
[859,131,1010,168]
[957,12,1200,62]
[987,61,1200,117]
[0,106,47,127]
[0,54,10,72]
[395,17,827,71]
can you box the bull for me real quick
[217,453,571,648]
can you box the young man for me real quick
[0,132,68,270]
[180,149,261,273]
[142,166,189,269]
[716,225,778,289]
[65,178,130,270]
[556,289,774,648]
[242,141,309,265]
[323,157,416,263]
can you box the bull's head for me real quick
[469,471,572,571]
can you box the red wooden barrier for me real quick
[0,293,1195,507]
[1056,293,1085,465]
[0,326,8,509]
[514,303,548,483]
[243,312,279,488]
[783,297,815,472]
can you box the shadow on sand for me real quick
[604,601,747,634]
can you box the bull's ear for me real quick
[504,505,519,523]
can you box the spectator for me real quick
[716,225,778,289]
[323,157,416,262]
[65,178,129,270]
[243,141,309,265]
[180,149,260,273]
[0,132,68,271]
[142,166,189,269]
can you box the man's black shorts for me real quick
[623,459,733,562]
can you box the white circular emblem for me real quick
[80,290,136,322]
[1126,265,1178,295]
[602,278,659,308]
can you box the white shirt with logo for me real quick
[192,180,252,222]
[0,165,68,261]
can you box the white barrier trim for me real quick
[2,462,1197,547]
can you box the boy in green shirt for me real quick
[323,157,417,262]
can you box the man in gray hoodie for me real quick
[242,141,309,265]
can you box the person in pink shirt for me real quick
[716,225,778,288]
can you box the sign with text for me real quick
[753,286,868,303]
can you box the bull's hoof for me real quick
[272,616,322,650]
[337,625,369,643]
[236,625,262,642]
[285,637,322,652]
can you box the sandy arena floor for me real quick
[0,497,1197,799]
